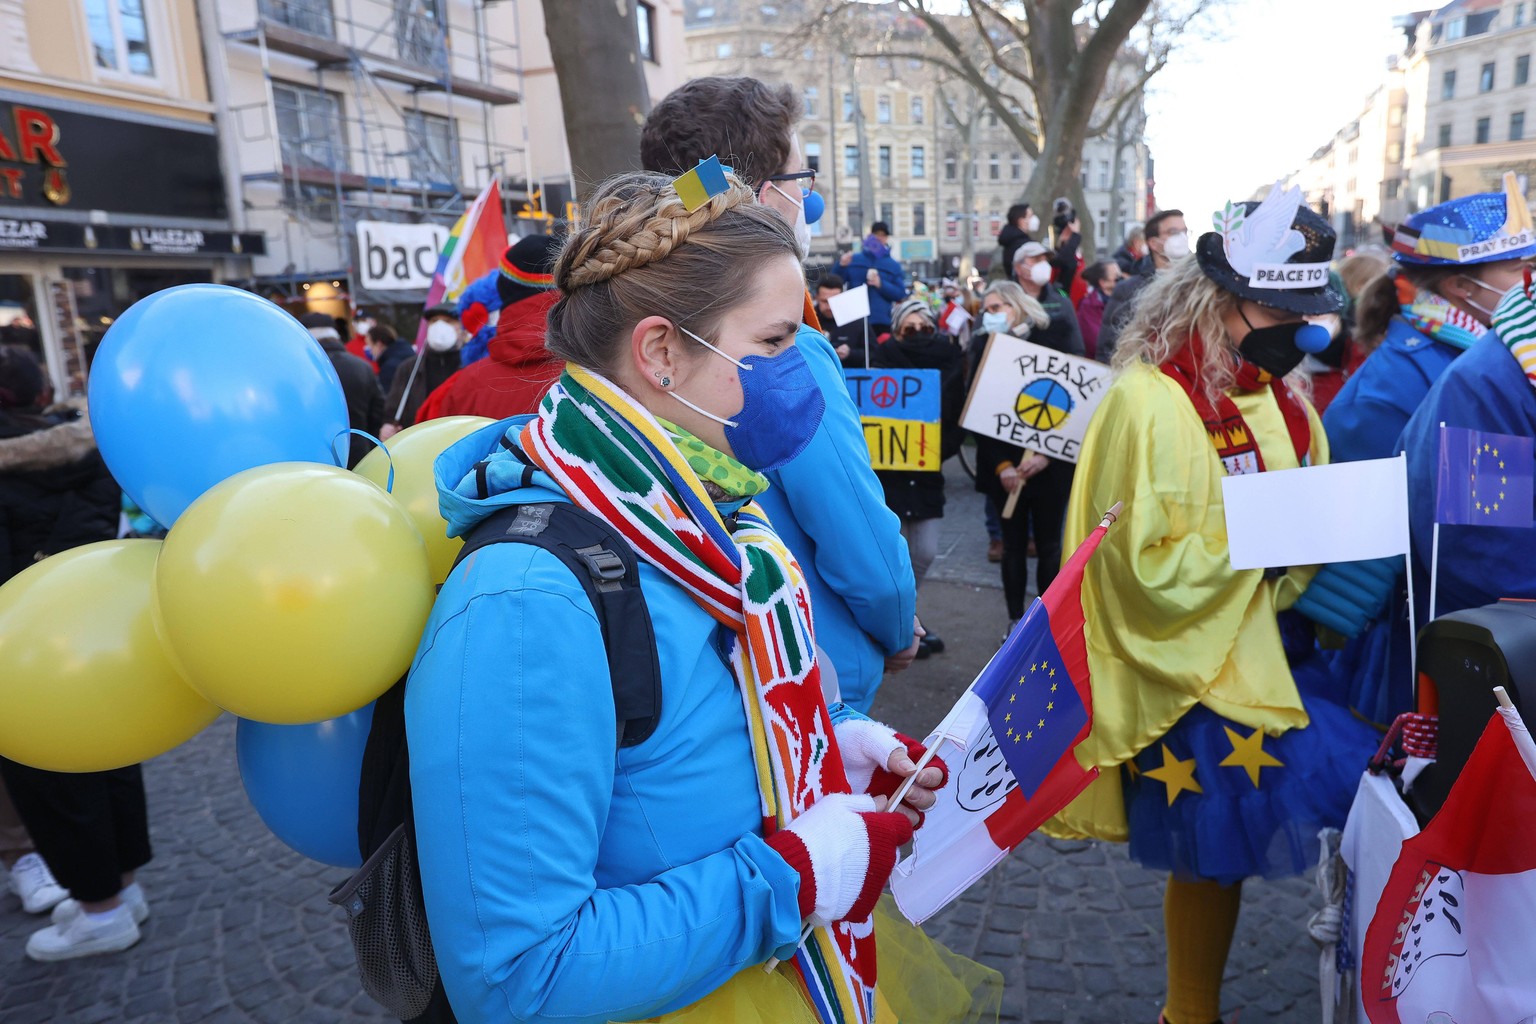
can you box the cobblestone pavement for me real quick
[0,456,1326,1023]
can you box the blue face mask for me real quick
[981,311,1012,335]
[669,325,826,473]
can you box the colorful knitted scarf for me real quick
[521,367,877,1024]
[1491,278,1536,389]
[1160,332,1311,476]
[1396,272,1487,351]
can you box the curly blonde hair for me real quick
[547,171,800,371]
[1111,256,1310,402]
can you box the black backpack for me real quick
[327,502,662,1023]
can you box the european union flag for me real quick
[1436,425,1535,527]
[972,601,1089,800]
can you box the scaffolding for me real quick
[213,0,548,307]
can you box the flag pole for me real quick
[863,316,871,370]
[1402,452,1418,706]
[1495,686,1536,782]
[1430,423,1445,622]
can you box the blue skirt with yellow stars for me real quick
[1123,649,1379,885]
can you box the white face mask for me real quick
[980,310,1012,334]
[1028,261,1053,286]
[353,320,373,336]
[766,181,811,260]
[1460,275,1513,324]
[425,321,459,352]
[1161,231,1191,260]
[1025,214,1040,233]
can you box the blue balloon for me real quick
[236,704,373,868]
[1295,321,1334,353]
[802,188,825,225]
[89,284,349,526]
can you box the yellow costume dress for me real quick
[1051,363,1377,883]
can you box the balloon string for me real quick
[334,428,396,493]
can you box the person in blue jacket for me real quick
[405,173,956,1024]
[1324,186,1536,464]
[1401,284,1536,624]
[1301,180,1536,724]
[639,75,920,712]
[835,221,907,337]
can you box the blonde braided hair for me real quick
[555,174,759,291]
[544,171,800,373]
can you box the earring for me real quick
[660,376,672,388]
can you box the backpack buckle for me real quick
[576,545,627,587]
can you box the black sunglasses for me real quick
[763,169,817,188]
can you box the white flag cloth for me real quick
[826,284,871,327]
[1222,455,1409,570]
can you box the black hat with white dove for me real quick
[1196,182,1346,316]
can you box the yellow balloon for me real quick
[154,462,435,724]
[354,416,495,584]
[0,540,221,772]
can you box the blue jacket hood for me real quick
[433,416,568,539]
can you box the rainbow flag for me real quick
[415,180,507,349]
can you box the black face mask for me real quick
[1235,307,1332,378]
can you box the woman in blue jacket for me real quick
[1324,186,1536,464]
[405,172,960,1024]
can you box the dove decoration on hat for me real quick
[1389,171,1536,267]
[1195,181,1344,315]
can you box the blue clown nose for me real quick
[1295,321,1332,353]
[802,189,825,225]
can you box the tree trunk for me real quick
[541,0,650,204]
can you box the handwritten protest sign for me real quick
[960,334,1112,463]
[844,368,941,471]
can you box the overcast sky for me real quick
[1143,0,1433,228]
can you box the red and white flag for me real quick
[1361,701,1536,1023]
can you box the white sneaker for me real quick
[52,883,149,928]
[9,853,67,914]
[25,905,141,961]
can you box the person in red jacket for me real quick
[414,234,563,423]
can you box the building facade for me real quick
[0,0,262,398]
[1279,0,1536,247]
[681,0,1149,280]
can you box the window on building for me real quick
[1442,69,1456,100]
[1388,141,1403,162]
[944,151,957,181]
[1389,104,1404,127]
[877,95,892,123]
[759,41,774,57]
[1514,111,1527,141]
[716,42,732,58]
[637,1,657,62]
[1482,62,1496,92]
[879,202,894,228]
[847,205,863,236]
[1010,152,1022,180]
[987,109,998,127]
[913,203,926,236]
[910,145,926,178]
[1519,3,1529,26]
[1447,17,1466,40]
[803,47,814,60]
[1477,116,1491,143]
[844,145,859,175]
[911,96,924,124]
[259,0,334,36]
[395,0,447,68]
[404,109,459,184]
[1097,211,1107,240]
[878,145,892,178]
[1438,123,1453,148]
[1080,160,1089,187]
[273,82,345,171]
[84,0,156,76]
[804,142,820,172]
[988,153,1000,180]
[1519,55,1531,86]
[760,4,778,17]
[843,91,854,121]
[1385,178,1401,199]
[1097,159,1110,189]
[803,86,818,117]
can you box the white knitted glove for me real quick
[834,718,904,795]
[765,793,913,925]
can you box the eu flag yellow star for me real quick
[1218,726,1284,788]
[1143,744,1202,806]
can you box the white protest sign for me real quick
[356,220,449,290]
[1221,455,1408,570]
[959,333,1114,463]
[827,284,871,327]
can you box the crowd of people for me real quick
[4,66,1536,1024]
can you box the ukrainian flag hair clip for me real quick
[671,155,732,212]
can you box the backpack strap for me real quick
[451,503,662,749]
